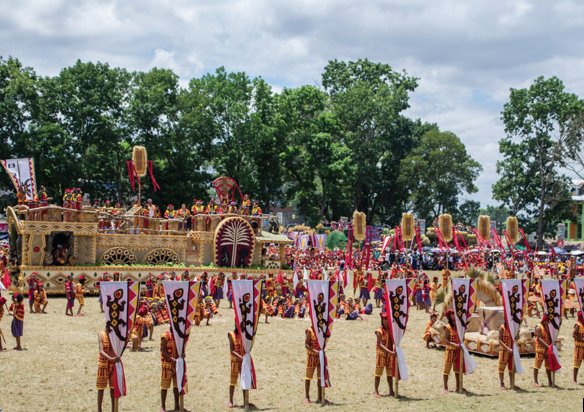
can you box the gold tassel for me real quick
[401,213,415,241]
[478,215,490,240]
[507,217,518,244]
[439,214,453,242]
[353,211,366,241]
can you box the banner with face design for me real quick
[101,281,141,398]
[501,279,530,374]
[541,279,567,373]
[307,280,340,387]
[451,278,478,375]
[232,280,263,390]
[384,279,415,380]
[163,281,202,395]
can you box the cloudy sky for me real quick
[2,0,584,207]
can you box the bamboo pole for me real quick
[113,397,119,412]
[394,357,399,397]
[179,394,184,412]
[510,351,515,389]
[458,346,463,393]
[321,385,325,405]
[244,389,249,411]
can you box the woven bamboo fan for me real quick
[133,146,148,177]
[401,213,415,241]
[506,217,518,244]
[353,211,366,241]
[439,214,453,242]
[478,215,490,240]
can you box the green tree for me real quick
[400,130,482,224]
[493,76,584,248]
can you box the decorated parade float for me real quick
[2,149,293,295]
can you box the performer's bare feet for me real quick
[227,402,234,408]
[500,385,507,390]
[512,385,522,390]
[442,389,449,393]
[534,383,542,388]
[303,399,311,403]
[373,393,381,398]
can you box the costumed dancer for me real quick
[374,313,396,397]
[65,275,75,316]
[533,315,554,388]
[0,296,6,351]
[160,329,186,412]
[430,276,441,311]
[266,273,277,299]
[97,327,120,412]
[76,275,86,316]
[9,293,25,350]
[442,310,462,393]
[227,272,237,309]
[213,272,226,308]
[27,272,38,313]
[33,281,48,314]
[228,324,245,408]
[423,313,438,349]
[304,326,323,403]
[373,274,384,308]
[573,311,584,385]
[498,320,518,390]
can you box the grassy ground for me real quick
[0,272,582,412]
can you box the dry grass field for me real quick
[1,273,583,412]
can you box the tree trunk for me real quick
[537,192,545,250]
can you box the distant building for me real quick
[563,180,584,241]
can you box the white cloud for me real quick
[2,0,584,207]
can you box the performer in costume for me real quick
[281,274,291,298]
[177,204,191,231]
[206,199,217,214]
[423,313,438,348]
[443,310,462,393]
[358,272,372,307]
[430,276,441,311]
[27,272,38,313]
[227,272,237,309]
[160,329,188,412]
[498,321,518,390]
[9,293,25,350]
[573,311,584,385]
[251,201,262,216]
[0,296,6,351]
[534,315,554,388]
[164,204,176,231]
[241,194,251,216]
[146,273,155,298]
[75,275,86,316]
[97,328,119,412]
[374,313,396,397]
[33,282,48,314]
[228,201,238,214]
[304,326,325,404]
[228,325,245,408]
[373,274,384,308]
[213,272,226,308]
[266,273,277,299]
[65,275,75,316]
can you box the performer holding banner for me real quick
[161,280,202,412]
[98,281,141,412]
[444,278,478,393]
[231,279,263,410]
[537,279,566,388]
[573,278,584,384]
[304,280,339,404]
[500,279,530,390]
[381,278,416,397]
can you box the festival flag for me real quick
[208,276,215,297]
[501,279,530,374]
[1,158,38,201]
[276,270,284,287]
[232,280,263,390]
[300,235,310,251]
[381,235,392,254]
[451,278,478,375]
[306,280,339,387]
[574,278,584,311]
[293,270,299,291]
[0,270,6,291]
[541,279,567,373]
[384,279,415,380]
[342,268,348,289]
[100,281,141,398]
[315,234,327,251]
[163,281,202,395]
[303,268,309,281]
[322,268,328,281]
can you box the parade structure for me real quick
[5,190,292,295]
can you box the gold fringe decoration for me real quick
[439,214,453,242]
[401,213,415,241]
[478,215,490,240]
[353,211,366,241]
[506,217,518,244]
[132,146,148,177]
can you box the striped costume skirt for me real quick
[359,289,371,300]
[213,287,224,300]
[12,319,24,337]
[347,310,360,320]
[374,288,384,300]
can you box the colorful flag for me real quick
[315,234,327,251]
[100,281,141,398]
[541,279,567,373]
[306,280,340,387]
[501,279,530,374]
[293,271,299,291]
[163,281,202,395]
[300,235,310,251]
[451,278,478,375]
[574,278,584,311]
[384,279,415,380]
[232,280,263,390]
[1,158,38,201]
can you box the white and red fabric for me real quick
[315,234,326,251]
[307,280,340,387]
[163,281,202,395]
[232,280,263,390]
[541,280,567,373]
[384,279,415,380]
[100,281,141,398]
[500,279,530,374]
[574,278,584,311]
[451,278,478,375]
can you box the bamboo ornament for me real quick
[506,217,518,244]
[478,215,490,240]
[401,213,415,241]
[132,146,148,177]
[353,211,367,241]
[439,214,453,242]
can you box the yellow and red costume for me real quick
[266,277,277,298]
[229,330,244,386]
[75,282,86,307]
[33,288,47,312]
[534,323,550,370]
[574,321,584,370]
[375,326,395,377]
[305,328,320,381]
[423,320,436,344]
[96,331,115,390]
[498,324,513,373]
[161,330,185,390]
[443,324,462,375]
